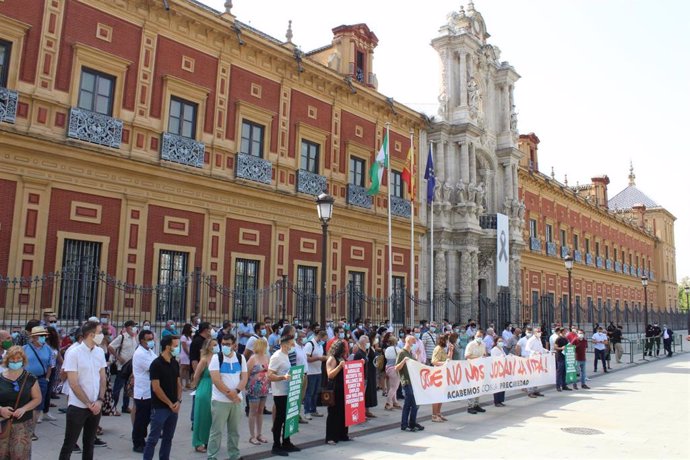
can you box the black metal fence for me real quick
[0,272,687,334]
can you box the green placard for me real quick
[284,365,305,438]
[565,344,578,384]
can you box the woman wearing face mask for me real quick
[22,326,53,432]
[0,346,43,459]
[325,339,350,444]
[448,332,462,360]
[383,336,402,410]
[246,338,270,445]
[353,335,377,419]
[179,324,193,390]
[431,334,451,422]
[491,339,507,407]
[191,338,217,453]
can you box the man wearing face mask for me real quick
[554,328,572,391]
[237,316,253,356]
[651,323,662,357]
[591,327,609,373]
[58,321,107,460]
[491,338,507,407]
[420,322,437,366]
[353,336,377,419]
[268,332,302,456]
[303,330,327,419]
[207,333,247,460]
[23,326,53,428]
[662,324,674,357]
[326,326,350,357]
[99,314,116,338]
[160,320,179,338]
[524,326,546,397]
[395,335,424,432]
[569,329,590,390]
[131,329,157,453]
[465,329,487,414]
[466,320,477,339]
[143,335,182,460]
[108,320,138,416]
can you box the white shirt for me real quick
[549,333,559,351]
[663,329,670,339]
[268,350,291,396]
[502,329,513,342]
[326,326,334,340]
[491,346,506,358]
[465,340,486,359]
[208,353,247,403]
[304,339,324,375]
[592,332,608,350]
[245,335,260,353]
[63,342,106,409]
[466,326,477,338]
[526,335,546,356]
[294,344,308,368]
[384,346,399,366]
[517,336,529,357]
[132,345,157,400]
[237,323,253,346]
[483,335,494,351]
[110,332,138,370]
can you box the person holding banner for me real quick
[525,327,547,398]
[570,329,590,390]
[491,339,507,407]
[430,334,451,422]
[395,336,424,432]
[325,340,350,445]
[268,333,301,457]
[464,330,487,414]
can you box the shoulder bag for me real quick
[0,372,29,439]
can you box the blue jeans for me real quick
[143,406,178,460]
[401,384,418,429]
[37,377,49,412]
[111,372,130,411]
[304,374,321,414]
[577,360,587,385]
[556,359,566,388]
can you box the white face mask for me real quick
[94,333,104,345]
[475,336,483,344]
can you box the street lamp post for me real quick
[684,286,689,335]
[316,192,335,327]
[641,275,649,328]
[564,254,574,327]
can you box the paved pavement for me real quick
[32,351,689,459]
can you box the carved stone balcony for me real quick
[67,107,123,148]
[161,132,204,168]
[296,169,326,196]
[529,237,542,252]
[546,242,557,256]
[390,196,411,218]
[479,214,497,230]
[235,153,272,185]
[0,87,18,124]
[346,184,372,209]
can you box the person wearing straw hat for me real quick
[23,326,54,432]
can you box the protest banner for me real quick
[284,365,305,438]
[343,359,365,426]
[406,353,556,405]
[565,344,578,384]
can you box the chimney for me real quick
[591,175,610,209]
[632,203,646,228]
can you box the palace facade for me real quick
[0,0,426,325]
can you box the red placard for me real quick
[343,359,365,426]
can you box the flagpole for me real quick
[386,123,393,328]
[409,129,415,330]
[429,141,435,324]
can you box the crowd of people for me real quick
[0,312,679,459]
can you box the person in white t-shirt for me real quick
[131,329,157,453]
[303,330,327,419]
[524,326,546,398]
[207,333,247,460]
[267,332,301,456]
[58,321,107,459]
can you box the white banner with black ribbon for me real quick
[496,213,509,287]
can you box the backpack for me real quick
[119,357,134,382]
[218,350,246,368]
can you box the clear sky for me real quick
[201,0,689,286]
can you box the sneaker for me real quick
[271,447,289,457]
[563,386,572,391]
[401,425,410,431]
[528,393,537,398]
[94,438,107,447]
[132,446,144,453]
[298,415,308,424]
[58,407,68,414]
[31,434,38,441]
[573,384,579,390]
[43,413,57,421]
[283,443,301,452]
[467,408,478,414]
[582,384,591,389]
[72,444,81,453]
[312,411,323,417]
[413,423,425,431]
[36,414,43,423]
[305,413,312,420]
[475,406,486,413]
[409,426,421,432]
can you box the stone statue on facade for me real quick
[510,105,518,132]
[442,181,454,204]
[475,182,485,208]
[467,77,481,116]
[467,182,477,204]
[455,179,467,204]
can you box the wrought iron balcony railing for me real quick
[546,242,557,256]
[346,184,372,209]
[161,132,204,168]
[606,259,613,271]
[561,246,569,258]
[67,107,123,148]
[630,265,637,277]
[479,214,497,229]
[0,87,18,124]
[390,196,411,218]
[235,153,272,184]
[585,253,593,265]
[573,250,582,263]
[615,261,622,273]
[623,264,629,275]
[596,256,604,268]
[529,237,542,252]
[296,169,327,196]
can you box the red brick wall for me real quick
[56,0,141,111]
[288,90,332,164]
[0,180,17,279]
[339,111,375,174]
[0,0,45,84]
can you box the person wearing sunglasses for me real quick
[0,345,42,459]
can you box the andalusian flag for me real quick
[367,132,388,195]
[401,145,414,198]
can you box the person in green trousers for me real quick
[191,338,217,453]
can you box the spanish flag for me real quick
[401,145,414,198]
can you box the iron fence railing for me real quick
[0,273,686,334]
